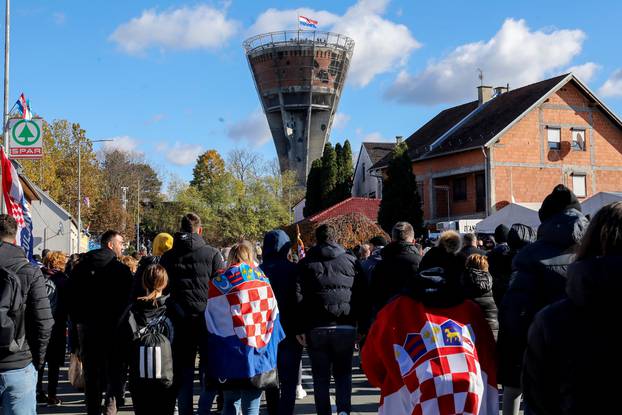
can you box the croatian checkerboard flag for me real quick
[1,147,34,261]
[15,93,32,120]
[298,15,318,30]
[205,263,284,380]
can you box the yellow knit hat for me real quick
[152,233,174,256]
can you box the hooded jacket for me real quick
[497,208,588,386]
[461,267,498,339]
[361,267,498,414]
[0,242,54,371]
[370,241,421,314]
[260,230,298,337]
[160,232,224,318]
[523,256,622,415]
[419,232,464,285]
[69,248,133,331]
[296,241,366,333]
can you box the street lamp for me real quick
[76,138,112,253]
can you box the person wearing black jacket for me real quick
[370,222,421,314]
[459,232,487,260]
[296,224,367,415]
[159,213,224,415]
[461,254,498,339]
[261,230,302,415]
[0,214,53,414]
[497,184,588,415]
[130,232,173,301]
[419,230,464,283]
[523,201,622,415]
[69,230,133,415]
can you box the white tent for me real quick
[580,192,622,218]
[475,203,541,234]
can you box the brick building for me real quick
[372,73,622,223]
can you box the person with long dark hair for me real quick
[523,201,622,414]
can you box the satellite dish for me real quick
[575,131,585,150]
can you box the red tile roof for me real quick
[307,197,381,223]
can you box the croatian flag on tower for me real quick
[1,147,34,261]
[298,15,318,30]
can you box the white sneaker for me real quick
[296,385,307,400]
[338,412,349,415]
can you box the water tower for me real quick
[244,30,354,186]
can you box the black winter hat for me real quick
[494,224,510,243]
[538,184,582,222]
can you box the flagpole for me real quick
[1,0,9,214]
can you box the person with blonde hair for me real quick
[205,241,284,415]
[121,256,139,274]
[35,251,69,406]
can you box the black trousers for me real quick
[130,377,176,415]
[77,324,124,415]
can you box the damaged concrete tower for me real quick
[244,30,354,186]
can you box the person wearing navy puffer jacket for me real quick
[497,184,588,415]
[261,230,302,415]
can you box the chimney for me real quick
[396,135,403,144]
[494,86,509,96]
[477,85,493,106]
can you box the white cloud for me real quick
[362,131,388,142]
[226,110,272,146]
[159,142,204,166]
[598,69,622,97]
[386,19,586,105]
[101,136,141,154]
[249,0,420,87]
[566,62,600,83]
[332,113,351,130]
[110,5,240,55]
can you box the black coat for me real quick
[459,245,487,260]
[160,232,224,318]
[523,256,621,415]
[296,242,366,333]
[460,267,498,339]
[487,243,512,306]
[0,242,54,371]
[69,248,133,331]
[419,246,464,284]
[497,208,588,387]
[370,242,421,313]
[361,247,383,285]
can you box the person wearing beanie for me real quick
[497,184,588,415]
[152,233,174,256]
[419,230,465,285]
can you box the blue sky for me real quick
[7,0,622,186]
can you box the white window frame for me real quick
[572,129,586,151]
[572,174,587,198]
[547,127,561,150]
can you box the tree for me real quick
[190,149,230,209]
[378,141,424,235]
[336,139,353,201]
[319,143,337,207]
[303,158,323,217]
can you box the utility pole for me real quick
[1,0,9,214]
[136,179,140,251]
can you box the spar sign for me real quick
[8,119,43,159]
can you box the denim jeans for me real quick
[0,363,37,415]
[222,389,262,415]
[306,326,356,415]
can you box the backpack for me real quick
[128,310,174,388]
[0,261,30,353]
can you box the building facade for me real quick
[352,142,395,198]
[372,74,622,223]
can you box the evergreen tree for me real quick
[378,141,424,235]
[303,158,323,217]
[319,142,338,208]
[337,140,353,200]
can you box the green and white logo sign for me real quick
[8,119,43,159]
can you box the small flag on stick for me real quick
[296,224,305,260]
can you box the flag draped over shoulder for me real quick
[1,147,34,261]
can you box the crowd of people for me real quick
[0,183,617,414]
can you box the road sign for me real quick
[8,118,43,159]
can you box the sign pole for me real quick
[1,0,9,214]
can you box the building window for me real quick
[572,129,586,151]
[362,163,365,182]
[417,182,424,204]
[453,177,467,201]
[572,175,587,198]
[547,127,561,150]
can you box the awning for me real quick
[475,203,541,234]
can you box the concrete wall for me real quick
[352,147,382,198]
[29,197,74,255]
